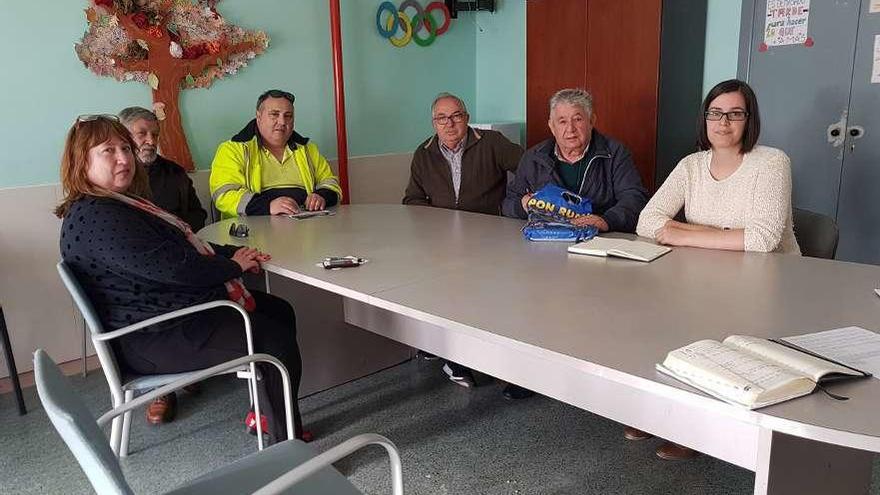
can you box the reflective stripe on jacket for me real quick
[209,136,342,219]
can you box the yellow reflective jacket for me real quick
[209,134,342,219]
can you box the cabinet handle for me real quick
[846,125,865,152]
[826,112,847,148]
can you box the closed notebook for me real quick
[567,237,671,262]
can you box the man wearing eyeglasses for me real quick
[210,90,342,219]
[119,107,207,232]
[404,92,527,399]
[403,92,523,215]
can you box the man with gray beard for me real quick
[119,106,207,231]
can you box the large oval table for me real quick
[200,204,880,495]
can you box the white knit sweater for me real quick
[636,145,800,254]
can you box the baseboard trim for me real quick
[0,355,101,394]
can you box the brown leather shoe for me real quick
[182,383,201,395]
[623,426,654,441]
[655,441,697,460]
[146,393,177,425]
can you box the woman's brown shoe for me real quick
[146,393,177,425]
[623,426,654,441]
[655,441,697,460]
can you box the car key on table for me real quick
[322,256,366,269]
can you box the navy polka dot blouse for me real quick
[60,196,243,331]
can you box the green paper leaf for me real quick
[185,74,195,86]
[148,72,159,90]
[216,58,223,67]
[166,23,178,36]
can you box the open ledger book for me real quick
[656,335,870,409]
[567,237,670,262]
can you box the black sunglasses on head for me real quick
[75,114,120,126]
[229,223,249,238]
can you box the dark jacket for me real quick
[146,155,208,231]
[60,196,242,334]
[403,128,523,216]
[502,130,648,233]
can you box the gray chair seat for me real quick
[121,366,249,392]
[168,440,361,495]
[122,372,201,392]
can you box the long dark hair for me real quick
[696,79,761,154]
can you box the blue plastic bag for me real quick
[525,184,592,221]
[522,185,597,242]
[522,216,598,242]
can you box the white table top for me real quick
[200,204,880,452]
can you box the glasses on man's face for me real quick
[432,112,467,126]
[705,110,748,122]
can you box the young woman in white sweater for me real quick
[628,80,801,461]
[636,79,800,254]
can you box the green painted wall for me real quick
[0,0,475,188]
[341,1,475,157]
[0,0,744,189]
[703,0,743,96]
[474,0,526,125]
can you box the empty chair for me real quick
[33,349,404,495]
[792,208,839,259]
[57,261,267,457]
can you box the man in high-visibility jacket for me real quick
[210,89,342,218]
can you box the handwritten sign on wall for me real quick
[872,35,880,84]
[764,0,811,47]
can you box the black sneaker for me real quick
[502,384,535,400]
[442,363,476,388]
[416,350,440,361]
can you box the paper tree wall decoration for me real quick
[75,0,269,170]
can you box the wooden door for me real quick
[526,0,661,189]
[585,0,661,190]
[526,0,588,148]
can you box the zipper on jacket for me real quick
[244,146,251,191]
[577,152,611,196]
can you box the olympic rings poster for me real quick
[376,1,452,48]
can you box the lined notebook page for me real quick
[783,327,880,378]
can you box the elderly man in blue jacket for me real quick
[502,88,648,233]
